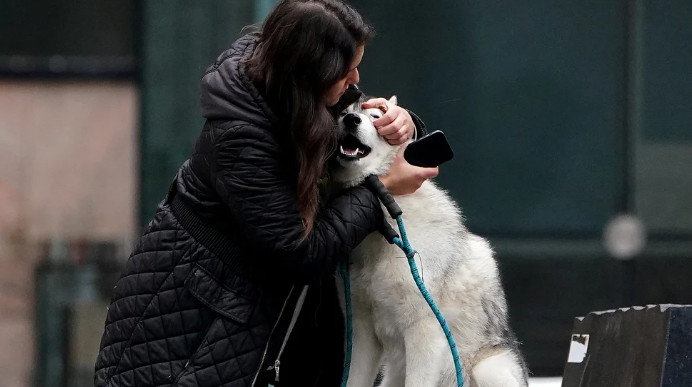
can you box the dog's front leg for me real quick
[346,313,383,387]
[404,319,449,387]
[378,351,405,387]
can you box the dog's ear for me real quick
[388,95,398,106]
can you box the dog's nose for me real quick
[343,113,361,128]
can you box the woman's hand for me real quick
[378,143,439,196]
[363,98,416,145]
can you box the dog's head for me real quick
[331,95,400,187]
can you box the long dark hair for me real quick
[246,0,374,237]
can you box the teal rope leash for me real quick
[392,215,464,387]
[339,176,464,387]
[339,259,354,387]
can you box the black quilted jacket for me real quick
[94,33,426,387]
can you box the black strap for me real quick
[170,191,258,279]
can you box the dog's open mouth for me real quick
[338,133,371,160]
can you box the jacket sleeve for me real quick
[407,109,428,140]
[211,124,383,281]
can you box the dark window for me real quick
[0,0,137,77]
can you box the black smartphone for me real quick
[404,130,454,168]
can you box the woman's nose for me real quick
[350,69,360,85]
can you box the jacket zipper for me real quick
[267,285,310,382]
[249,286,295,387]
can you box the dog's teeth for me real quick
[340,145,345,154]
[355,148,360,155]
[357,148,364,155]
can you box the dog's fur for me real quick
[331,96,529,387]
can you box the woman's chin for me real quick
[325,97,341,107]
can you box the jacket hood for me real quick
[200,33,277,129]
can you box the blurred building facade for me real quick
[1,1,139,386]
[0,81,138,386]
[0,0,690,386]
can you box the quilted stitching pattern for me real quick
[213,124,383,282]
[94,204,274,387]
[95,32,390,387]
[174,310,271,387]
[94,124,383,387]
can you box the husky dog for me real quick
[332,96,529,387]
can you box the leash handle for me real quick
[377,219,399,245]
[364,175,401,244]
[364,175,402,218]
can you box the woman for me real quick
[94,1,437,386]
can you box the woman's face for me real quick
[324,45,364,107]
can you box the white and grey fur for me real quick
[331,95,529,387]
